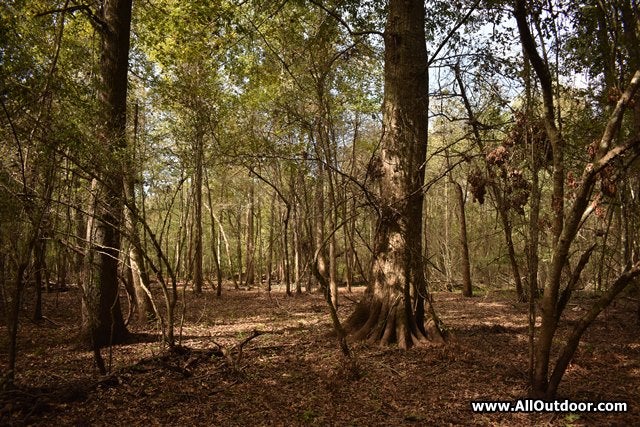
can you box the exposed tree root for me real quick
[347,296,443,349]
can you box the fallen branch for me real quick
[212,330,265,372]
[234,329,263,367]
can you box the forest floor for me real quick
[1,283,639,426]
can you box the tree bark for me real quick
[266,191,276,293]
[245,180,256,286]
[204,168,223,296]
[81,0,133,348]
[453,182,472,297]
[347,0,443,348]
[192,131,204,293]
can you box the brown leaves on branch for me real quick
[467,168,486,204]
[505,111,552,167]
[504,169,530,215]
[486,145,510,166]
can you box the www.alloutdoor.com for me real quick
[470,399,628,413]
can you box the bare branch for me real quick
[306,0,384,38]
[596,69,640,158]
[555,244,597,321]
[35,3,107,33]
[34,4,89,17]
[428,0,482,66]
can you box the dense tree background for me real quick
[1,0,639,420]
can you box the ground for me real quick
[1,283,638,426]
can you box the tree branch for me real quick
[548,260,640,396]
[513,0,553,101]
[555,244,597,322]
[306,0,384,38]
[596,69,640,158]
[428,0,482,66]
[35,3,107,33]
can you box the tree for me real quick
[347,0,443,349]
[123,103,154,322]
[515,0,640,398]
[452,179,473,297]
[81,0,133,348]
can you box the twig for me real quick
[233,329,263,367]
[41,316,64,327]
[306,0,383,38]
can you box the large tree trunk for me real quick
[83,177,128,348]
[347,0,442,349]
[81,0,132,348]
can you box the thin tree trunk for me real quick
[204,168,223,296]
[245,180,255,286]
[6,262,29,385]
[124,184,154,322]
[443,181,451,286]
[453,182,472,297]
[206,204,233,294]
[293,200,302,294]
[546,262,640,397]
[282,204,292,296]
[314,161,329,289]
[192,132,204,293]
[266,191,276,293]
[33,238,45,321]
[219,214,235,289]
[344,199,354,293]
[500,206,525,300]
[327,172,339,308]
[173,185,189,283]
[121,102,153,322]
[453,64,525,301]
[234,209,243,289]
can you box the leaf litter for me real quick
[1,284,638,426]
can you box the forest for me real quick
[1,0,639,425]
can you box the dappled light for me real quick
[1,285,638,425]
[2,0,640,424]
